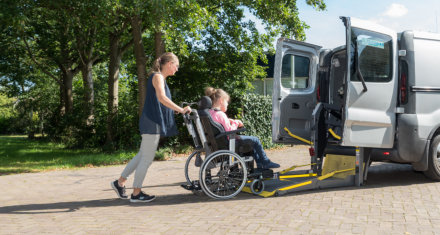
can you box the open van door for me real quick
[340,17,398,148]
[272,38,321,144]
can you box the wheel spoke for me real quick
[200,151,247,199]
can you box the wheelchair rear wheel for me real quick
[184,150,203,188]
[199,150,247,199]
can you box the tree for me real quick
[105,3,134,146]
[70,1,109,128]
[0,0,327,150]
[118,0,212,116]
[15,1,81,117]
[168,0,327,104]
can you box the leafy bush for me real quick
[0,93,18,133]
[239,93,278,149]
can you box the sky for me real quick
[250,0,440,49]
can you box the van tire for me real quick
[424,135,440,181]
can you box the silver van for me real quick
[272,16,440,180]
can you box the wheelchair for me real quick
[180,96,274,199]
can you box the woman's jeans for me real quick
[238,135,270,168]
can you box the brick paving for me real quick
[1,145,440,234]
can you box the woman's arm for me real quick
[152,73,190,114]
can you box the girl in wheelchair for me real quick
[204,87,280,169]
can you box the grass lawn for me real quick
[0,135,137,175]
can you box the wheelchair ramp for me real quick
[242,154,359,197]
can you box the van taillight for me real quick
[317,86,321,101]
[400,72,407,104]
[400,61,408,105]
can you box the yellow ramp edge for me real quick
[242,187,277,198]
[278,180,312,191]
[279,173,317,179]
[280,163,316,175]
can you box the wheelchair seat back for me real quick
[197,96,229,154]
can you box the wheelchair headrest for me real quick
[198,96,212,110]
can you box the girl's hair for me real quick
[149,52,178,75]
[204,87,230,104]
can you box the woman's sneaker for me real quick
[130,191,156,203]
[111,180,128,199]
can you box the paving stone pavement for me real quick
[1,145,440,235]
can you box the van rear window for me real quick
[351,28,393,83]
[281,54,310,89]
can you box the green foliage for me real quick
[240,93,279,149]
[154,147,172,161]
[0,0,326,152]
[0,93,19,133]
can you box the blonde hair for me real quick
[149,52,178,75]
[204,87,230,105]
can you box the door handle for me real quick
[292,103,300,109]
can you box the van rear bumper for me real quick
[397,115,428,164]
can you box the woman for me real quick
[111,52,191,203]
[205,87,280,169]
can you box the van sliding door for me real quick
[340,17,398,148]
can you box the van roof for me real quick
[402,30,440,41]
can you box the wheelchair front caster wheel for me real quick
[250,179,264,195]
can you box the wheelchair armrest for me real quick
[215,128,246,139]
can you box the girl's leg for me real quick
[239,135,270,167]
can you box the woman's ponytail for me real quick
[150,58,161,74]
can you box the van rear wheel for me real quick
[424,135,440,181]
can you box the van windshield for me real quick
[350,27,393,83]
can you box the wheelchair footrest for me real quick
[181,181,202,191]
[242,156,254,162]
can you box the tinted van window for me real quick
[351,27,393,82]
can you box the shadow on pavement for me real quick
[364,163,433,187]
[0,199,127,214]
[0,163,436,214]
[0,192,256,214]
[277,162,436,197]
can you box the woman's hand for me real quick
[237,120,244,127]
[181,106,192,114]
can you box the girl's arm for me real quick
[211,110,238,132]
[230,119,243,128]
